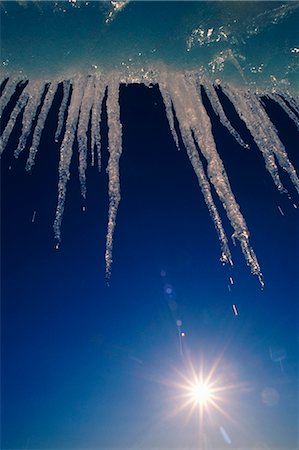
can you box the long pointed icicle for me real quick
[160,71,232,267]
[55,80,71,142]
[201,79,249,148]
[0,76,21,116]
[280,91,299,116]
[105,78,122,278]
[266,93,299,132]
[159,72,180,150]
[221,84,288,194]
[91,76,107,170]
[191,76,263,283]
[26,81,58,171]
[224,85,299,194]
[77,75,95,200]
[14,80,46,158]
[167,71,263,283]
[54,76,87,246]
[0,83,30,155]
[251,93,299,194]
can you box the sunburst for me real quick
[166,354,246,430]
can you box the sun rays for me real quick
[165,353,248,432]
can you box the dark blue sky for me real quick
[1,82,299,449]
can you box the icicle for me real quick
[160,71,232,267]
[166,71,263,283]
[160,88,180,150]
[201,79,249,148]
[0,76,22,116]
[267,93,299,132]
[77,75,95,199]
[1,71,297,284]
[14,80,46,158]
[0,84,29,155]
[159,72,180,150]
[279,91,299,116]
[54,80,71,142]
[0,76,7,88]
[91,76,107,170]
[221,84,288,194]
[105,78,122,278]
[192,78,263,283]
[26,81,58,172]
[249,92,299,194]
[53,76,87,245]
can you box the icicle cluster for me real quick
[1,70,299,283]
[221,83,299,195]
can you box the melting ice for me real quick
[1,1,299,281]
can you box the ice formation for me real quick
[1,67,298,283]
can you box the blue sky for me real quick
[1,80,298,448]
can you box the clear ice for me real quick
[1,66,298,284]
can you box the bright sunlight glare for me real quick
[190,381,212,405]
[165,354,249,428]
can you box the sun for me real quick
[177,369,220,419]
[165,354,246,428]
[190,380,212,405]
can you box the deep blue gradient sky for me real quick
[1,82,299,449]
